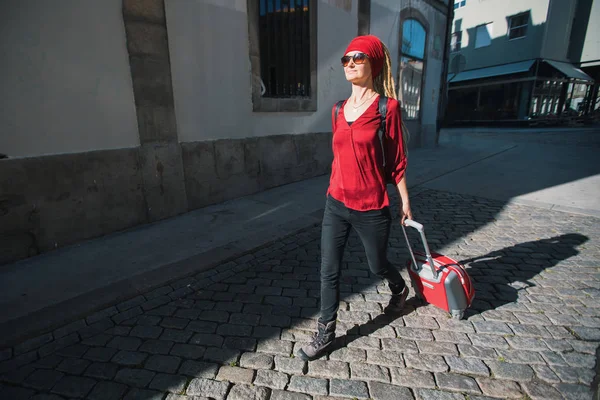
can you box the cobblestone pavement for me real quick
[1,189,598,400]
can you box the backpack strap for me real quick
[378,96,388,167]
[333,100,344,130]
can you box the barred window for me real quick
[258,0,311,98]
[508,12,528,40]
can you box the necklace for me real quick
[351,93,377,112]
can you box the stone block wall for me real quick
[0,132,332,265]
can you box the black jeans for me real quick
[319,195,406,323]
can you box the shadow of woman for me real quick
[459,233,589,315]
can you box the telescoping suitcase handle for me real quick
[402,219,438,278]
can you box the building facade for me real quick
[446,0,599,125]
[0,0,449,265]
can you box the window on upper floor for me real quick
[451,31,462,52]
[454,0,466,10]
[508,12,528,40]
[475,23,493,48]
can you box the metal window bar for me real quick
[258,0,311,98]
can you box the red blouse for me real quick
[327,96,407,211]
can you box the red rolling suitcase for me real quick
[402,219,475,319]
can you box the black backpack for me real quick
[334,96,395,183]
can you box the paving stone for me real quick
[330,378,369,398]
[239,352,274,370]
[170,343,205,359]
[56,343,89,358]
[359,324,397,339]
[179,360,219,378]
[508,324,551,338]
[84,362,119,380]
[389,367,435,388]
[480,310,520,323]
[83,347,118,362]
[189,333,224,347]
[532,364,561,384]
[228,383,270,400]
[161,328,194,343]
[130,325,163,339]
[288,375,328,395]
[224,337,257,351]
[350,362,389,382]
[414,388,465,400]
[458,344,498,360]
[468,334,509,349]
[444,356,489,377]
[521,381,562,400]
[230,313,261,326]
[307,360,350,379]
[14,333,54,355]
[475,377,522,398]
[329,347,367,362]
[496,349,545,364]
[148,373,187,393]
[472,321,513,335]
[417,341,458,356]
[161,317,191,330]
[50,375,96,398]
[435,372,481,395]
[186,377,230,399]
[112,350,148,367]
[145,354,181,373]
[554,383,595,400]
[484,361,533,381]
[27,394,66,400]
[115,368,155,388]
[505,336,548,351]
[368,381,414,400]
[203,347,240,364]
[260,314,291,328]
[39,333,80,357]
[257,339,293,356]
[86,381,128,400]
[404,314,440,330]
[366,349,404,367]
[56,357,91,375]
[107,336,142,351]
[513,312,552,326]
[216,366,255,383]
[217,324,253,337]
[551,365,595,385]
[82,333,113,347]
[562,351,597,369]
[395,326,434,341]
[254,369,289,389]
[23,369,64,390]
[123,388,165,400]
[567,339,598,355]
[1,365,37,384]
[188,321,218,333]
[404,353,449,372]
[538,351,567,368]
[0,386,36,400]
[345,335,381,350]
[542,338,574,352]
[270,390,311,400]
[432,330,471,345]
[165,395,198,400]
[381,338,419,354]
[436,318,475,334]
[253,326,282,339]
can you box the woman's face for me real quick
[343,51,372,84]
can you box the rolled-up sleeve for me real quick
[385,100,407,185]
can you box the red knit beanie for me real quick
[344,35,385,78]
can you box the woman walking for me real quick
[298,35,413,361]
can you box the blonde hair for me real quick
[373,42,410,153]
[373,42,397,100]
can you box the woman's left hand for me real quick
[400,201,413,225]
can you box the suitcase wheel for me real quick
[451,309,465,320]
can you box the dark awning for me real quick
[449,60,535,83]
[544,60,594,82]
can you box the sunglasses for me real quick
[341,52,369,67]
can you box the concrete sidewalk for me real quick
[1,126,599,348]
